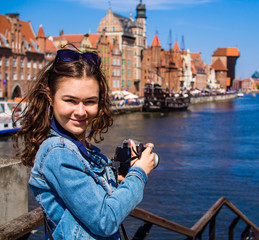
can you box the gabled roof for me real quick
[172,41,180,51]
[37,24,45,38]
[211,58,228,71]
[0,14,11,43]
[113,12,136,37]
[53,34,84,45]
[151,34,161,47]
[190,53,201,59]
[88,34,99,49]
[213,47,239,57]
[46,37,57,53]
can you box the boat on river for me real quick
[237,90,244,97]
[0,101,24,136]
[143,83,190,112]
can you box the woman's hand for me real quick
[130,140,154,175]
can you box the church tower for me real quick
[136,0,147,48]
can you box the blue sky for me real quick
[1,0,258,78]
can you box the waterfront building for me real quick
[0,14,46,99]
[211,48,240,89]
[233,71,259,92]
[97,1,147,95]
[141,33,212,92]
[141,35,182,92]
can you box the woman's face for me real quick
[52,77,99,140]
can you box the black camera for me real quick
[112,139,159,175]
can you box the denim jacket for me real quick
[29,121,147,240]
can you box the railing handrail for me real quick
[0,196,258,239]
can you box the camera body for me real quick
[113,139,159,175]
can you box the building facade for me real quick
[211,48,240,89]
[97,1,146,95]
[0,14,47,99]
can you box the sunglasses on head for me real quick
[56,49,101,67]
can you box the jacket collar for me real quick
[51,117,101,157]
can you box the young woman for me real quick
[13,45,155,239]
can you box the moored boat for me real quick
[143,83,190,112]
[237,90,244,97]
[0,101,25,136]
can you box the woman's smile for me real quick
[52,76,99,139]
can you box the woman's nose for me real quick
[74,103,86,116]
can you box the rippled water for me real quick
[2,94,258,239]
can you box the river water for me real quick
[1,94,259,239]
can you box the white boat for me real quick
[237,91,244,97]
[0,101,25,135]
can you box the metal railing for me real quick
[0,196,258,240]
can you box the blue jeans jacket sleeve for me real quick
[31,140,147,238]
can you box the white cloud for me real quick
[64,0,216,12]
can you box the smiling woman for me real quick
[52,77,100,142]
[12,44,155,240]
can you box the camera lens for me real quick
[153,153,159,169]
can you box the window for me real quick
[113,80,116,88]
[122,69,125,76]
[20,60,24,68]
[128,70,131,76]
[113,59,116,66]
[117,80,120,88]
[117,59,120,65]
[0,57,2,66]
[13,72,17,80]
[27,61,30,68]
[27,73,30,80]
[115,49,118,55]
[113,26,115,32]
[122,59,125,66]
[33,62,37,69]
[117,69,120,76]
[20,73,24,80]
[128,60,131,66]
[13,59,16,67]
[113,69,116,76]
[122,80,125,88]
[127,80,131,88]
[5,59,9,67]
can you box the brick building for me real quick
[0,14,47,99]
[211,48,240,89]
[233,71,259,92]
[97,1,146,95]
[141,34,182,93]
[141,33,212,92]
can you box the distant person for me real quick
[13,44,155,239]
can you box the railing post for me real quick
[228,216,240,240]
[132,222,153,240]
[251,227,259,239]
[209,216,216,240]
[241,225,251,240]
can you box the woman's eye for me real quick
[84,101,96,105]
[65,99,76,103]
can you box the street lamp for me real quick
[3,73,8,98]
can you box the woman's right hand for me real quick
[130,140,155,175]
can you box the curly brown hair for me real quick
[13,52,113,167]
